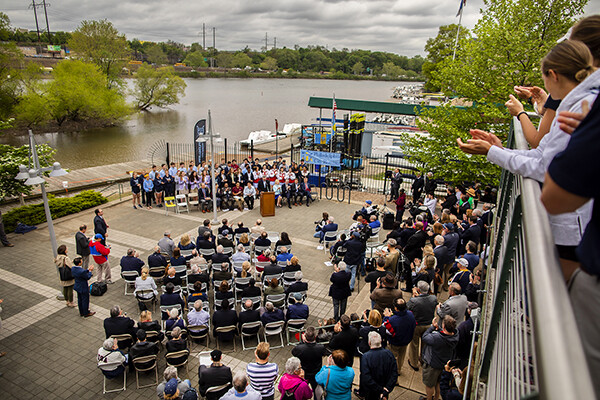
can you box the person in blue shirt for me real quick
[368,215,381,230]
[130,172,142,209]
[71,257,95,317]
[319,216,339,243]
[276,247,293,263]
[143,175,154,209]
[315,350,355,400]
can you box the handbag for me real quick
[314,367,331,400]
[57,259,73,281]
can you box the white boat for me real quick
[240,123,302,146]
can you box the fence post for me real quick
[383,153,389,201]
[251,140,254,161]
[166,142,170,166]
[224,138,228,163]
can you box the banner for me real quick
[300,150,341,167]
[194,119,206,164]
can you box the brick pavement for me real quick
[0,196,425,399]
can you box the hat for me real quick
[210,349,222,360]
[457,258,469,268]
[383,274,396,286]
[164,378,178,396]
[353,231,361,239]
[293,292,303,301]
[365,200,372,205]
[222,229,229,235]
[443,223,454,231]
[467,188,476,197]
[467,301,479,310]
[94,233,104,240]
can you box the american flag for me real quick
[332,94,337,132]
[456,0,467,17]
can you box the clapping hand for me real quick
[557,100,590,134]
[505,94,525,117]
[383,308,393,318]
[514,86,547,106]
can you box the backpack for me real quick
[90,281,108,296]
[282,382,302,400]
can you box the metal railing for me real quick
[472,118,594,399]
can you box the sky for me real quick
[1,0,599,56]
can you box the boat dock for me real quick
[246,132,302,154]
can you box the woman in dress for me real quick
[176,171,188,195]
[188,170,200,194]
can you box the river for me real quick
[1,78,414,169]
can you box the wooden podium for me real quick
[260,192,275,217]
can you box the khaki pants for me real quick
[390,344,408,375]
[409,324,430,368]
[96,261,111,282]
[442,263,452,291]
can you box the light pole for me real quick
[196,110,221,224]
[15,130,67,298]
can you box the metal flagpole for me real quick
[452,0,465,61]
[208,111,219,224]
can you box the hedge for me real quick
[3,190,108,233]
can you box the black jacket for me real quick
[198,364,232,399]
[212,309,238,339]
[104,316,136,348]
[329,271,351,300]
[292,342,329,377]
[238,309,261,332]
[94,215,107,236]
[342,238,366,265]
[120,255,145,275]
[434,245,450,267]
[166,338,187,353]
[359,347,398,400]
[441,194,457,211]
[443,232,460,261]
[404,230,428,262]
[148,252,168,268]
[262,264,283,278]
[128,340,158,370]
[75,231,90,256]
[329,326,359,366]
[286,281,308,295]
[257,180,271,192]
[241,286,262,299]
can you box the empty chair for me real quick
[265,293,286,309]
[132,354,159,389]
[164,197,177,215]
[165,349,190,375]
[187,192,200,211]
[286,319,307,345]
[240,321,263,350]
[121,270,139,296]
[263,320,285,349]
[215,325,237,351]
[175,194,189,214]
[323,231,338,251]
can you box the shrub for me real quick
[3,190,107,232]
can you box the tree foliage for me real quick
[260,56,278,70]
[145,44,168,65]
[0,143,56,201]
[404,0,588,186]
[68,19,130,88]
[183,51,208,68]
[132,63,186,111]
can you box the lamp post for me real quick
[196,110,221,224]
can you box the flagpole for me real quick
[452,2,464,61]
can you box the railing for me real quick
[472,118,594,399]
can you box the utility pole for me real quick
[212,27,216,68]
[42,0,51,44]
[29,0,42,53]
[265,32,268,52]
[274,37,276,50]
[202,23,206,49]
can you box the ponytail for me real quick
[541,40,594,83]
[141,267,149,281]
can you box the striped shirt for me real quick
[246,362,279,398]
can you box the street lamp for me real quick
[15,130,67,258]
[196,110,221,224]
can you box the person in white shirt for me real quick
[187,300,210,332]
[424,193,438,216]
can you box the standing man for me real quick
[342,232,366,292]
[411,172,424,202]
[71,257,95,317]
[329,262,351,321]
[407,281,438,371]
[93,209,108,246]
[90,234,112,284]
[292,327,328,390]
[357,332,398,400]
[390,168,403,202]
[424,172,437,196]
[198,350,233,400]
[75,224,91,269]
[421,316,459,400]
[247,342,279,400]
[382,297,416,377]
[0,210,13,247]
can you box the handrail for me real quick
[473,118,594,399]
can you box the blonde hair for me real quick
[424,254,436,270]
[180,233,191,247]
[140,310,151,321]
[141,266,149,280]
[241,261,251,278]
[240,233,249,244]
[422,244,434,257]
[368,309,382,327]
[289,256,299,265]
[541,40,594,83]
[441,211,451,224]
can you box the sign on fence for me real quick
[300,150,341,167]
[194,119,206,164]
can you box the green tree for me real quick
[0,12,10,41]
[0,13,22,118]
[68,19,130,88]
[0,143,56,201]
[422,24,471,91]
[260,56,277,70]
[183,50,208,68]
[404,0,588,185]
[146,44,168,65]
[132,64,186,111]
[381,61,403,78]
[352,61,364,75]
[233,52,252,68]
[216,52,234,68]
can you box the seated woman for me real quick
[256,248,271,263]
[273,179,283,207]
[97,338,127,379]
[263,278,284,306]
[187,280,208,303]
[178,234,196,252]
[134,267,158,311]
[137,310,164,342]
[275,231,292,251]
[236,261,253,278]
[165,308,186,331]
[285,256,301,273]
[215,280,234,302]
[170,248,187,267]
[239,233,251,250]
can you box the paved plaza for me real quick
[0,196,426,399]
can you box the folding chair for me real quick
[132,354,158,389]
[165,349,190,376]
[266,293,286,309]
[187,192,200,211]
[110,334,133,351]
[199,248,215,260]
[263,274,283,286]
[222,247,234,256]
[267,231,280,243]
[205,383,232,400]
[98,362,126,394]
[160,304,182,329]
[254,245,270,257]
[282,271,296,288]
[164,196,177,215]
[286,319,307,345]
[121,270,139,296]
[254,261,270,274]
[232,261,245,274]
[215,325,237,351]
[234,277,251,301]
[175,194,189,213]
[277,261,288,270]
[187,325,210,347]
[136,290,157,313]
[180,249,194,258]
[240,321,262,350]
[323,231,339,252]
[172,265,187,286]
[241,296,262,310]
[149,266,166,284]
[263,321,285,349]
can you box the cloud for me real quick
[2,0,598,56]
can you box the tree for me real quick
[132,64,186,111]
[381,62,403,78]
[352,61,364,75]
[233,52,252,68]
[404,0,588,185]
[68,19,130,88]
[422,24,471,91]
[260,56,277,70]
[183,50,208,68]
[216,53,234,68]
[0,143,55,201]
[146,44,168,65]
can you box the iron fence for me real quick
[471,118,594,399]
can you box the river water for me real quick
[2,78,413,169]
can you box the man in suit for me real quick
[198,350,233,400]
[261,302,284,325]
[212,245,231,267]
[403,222,428,291]
[440,187,458,213]
[298,177,312,207]
[238,299,261,334]
[196,231,216,261]
[75,224,91,269]
[480,203,493,247]
[411,172,424,202]
[424,172,437,195]
[329,261,352,321]
[128,329,158,372]
[93,209,108,245]
[234,222,250,236]
[148,246,168,269]
[342,233,366,292]
[103,305,136,349]
[433,235,449,270]
[257,177,271,194]
[120,248,145,275]
[71,257,95,317]
[458,216,481,255]
[285,271,308,295]
[329,314,359,366]
[241,278,262,299]
[212,299,238,341]
[286,179,297,208]
[389,168,403,201]
[319,216,339,243]
[199,183,212,213]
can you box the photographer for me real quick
[313,212,329,238]
[439,360,466,400]
[395,189,407,221]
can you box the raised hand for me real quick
[557,100,590,134]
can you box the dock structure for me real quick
[247,132,302,154]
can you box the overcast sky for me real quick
[2,0,599,56]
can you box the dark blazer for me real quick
[234,227,250,235]
[212,309,238,338]
[75,231,90,256]
[286,281,308,294]
[163,275,182,287]
[404,230,428,262]
[137,321,164,342]
[291,342,328,377]
[329,271,351,300]
[212,253,231,266]
[329,326,359,366]
[254,237,272,247]
[441,194,458,211]
[148,252,168,268]
[198,364,232,399]
[262,264,282,278]
[261,309,284,325]
[241,286,262,298]
[460,224,481,252]
[322,223,338,235]
[166,338,187,353]
[257,180,271,192]
[218,237,234,249]
[120,256,145,275]
[104,316,136,349]
[343,238,366,265]
[238,309,261,332]
[71,266,92,293]
[160,293,185,318]
[128,341,158,370]
[434,245,450,267]
[94,215,107,236]
[443,232,460,261]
